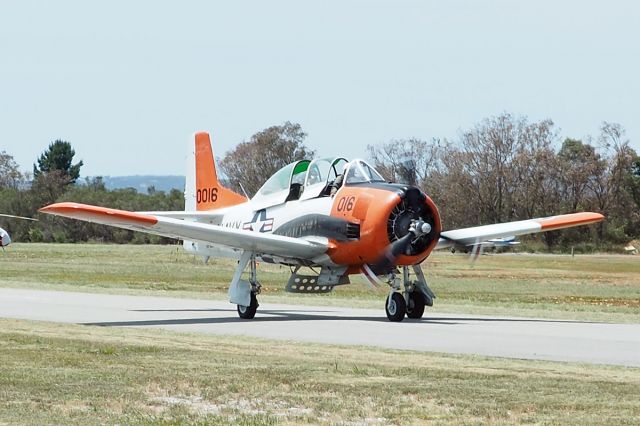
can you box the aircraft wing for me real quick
[40,202,328,259]
[435,212,604,250]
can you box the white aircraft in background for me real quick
[40,132,604,321]
[450,236,520,253]
[0,213,38,248]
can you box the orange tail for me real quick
[186,132,247,211]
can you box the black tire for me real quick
[385,292,406,322]
[237,293,258,319]
[406,292,426,319]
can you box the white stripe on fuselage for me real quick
[219,197,334,234]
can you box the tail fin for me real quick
[185,132,247,211]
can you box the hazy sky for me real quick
[2,0,638,177]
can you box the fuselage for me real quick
[186,181,441,272]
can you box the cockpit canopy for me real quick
[251,157,385,208]
[255,160,310,198]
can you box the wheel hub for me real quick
[388,299,397,315]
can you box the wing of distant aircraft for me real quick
[0,213,38,221]
[39,131,605,322]
[0,213,39,247]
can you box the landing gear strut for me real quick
[383,265,435,322]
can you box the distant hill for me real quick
[97,175,185,193]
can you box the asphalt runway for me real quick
[1,287,639,367]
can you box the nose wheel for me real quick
[385,292,406,322]
[406,292,426,319]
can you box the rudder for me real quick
[185,132,247,211]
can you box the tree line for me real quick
[0,141,183,244]
[368,114,640,250]
[1,115,639,250]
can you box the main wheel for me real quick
[406,292,426,319]
[237,293,258,319]
[385,292,406,322]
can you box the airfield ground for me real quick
[2,243,639,322]
[0,244,639,424]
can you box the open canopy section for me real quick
[300,157,349,200]
[251,160,311,208]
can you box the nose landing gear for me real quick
[383,265,435,322]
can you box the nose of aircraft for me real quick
[388,186,433,241]
[0,229,10,247]
[368,185,440,274]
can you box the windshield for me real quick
[345,160,386,184]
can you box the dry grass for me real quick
[1,319,639,425]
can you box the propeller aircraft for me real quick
[450,235,520,254]
[40,132,604,321]
[0,213,38,248]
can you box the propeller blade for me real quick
[369,233,413,275]
[404,187,425,214]
[469,237,483,267]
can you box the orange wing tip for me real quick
[537,212,604,231]
[39,202,158,225]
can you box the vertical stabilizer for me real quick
[185,132,247,212]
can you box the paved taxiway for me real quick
[1,288,638,367]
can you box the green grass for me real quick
[1,319,639,425]
[1,243,639,322]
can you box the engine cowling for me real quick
[328,184,441,269]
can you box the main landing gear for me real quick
[228,251,261,320]
[237,292,259,319]
[384,265,435,322]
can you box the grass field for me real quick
[1,319,639,425]
[1,243,639,322]
[1,243,639,424]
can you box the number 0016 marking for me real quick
[197,187,218,203]
[337,196,355,212]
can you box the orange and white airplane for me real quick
[40,132,604,321]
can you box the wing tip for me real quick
[538,212,605,231]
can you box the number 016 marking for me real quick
[197,187,218,203]
[337,196,355,212]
